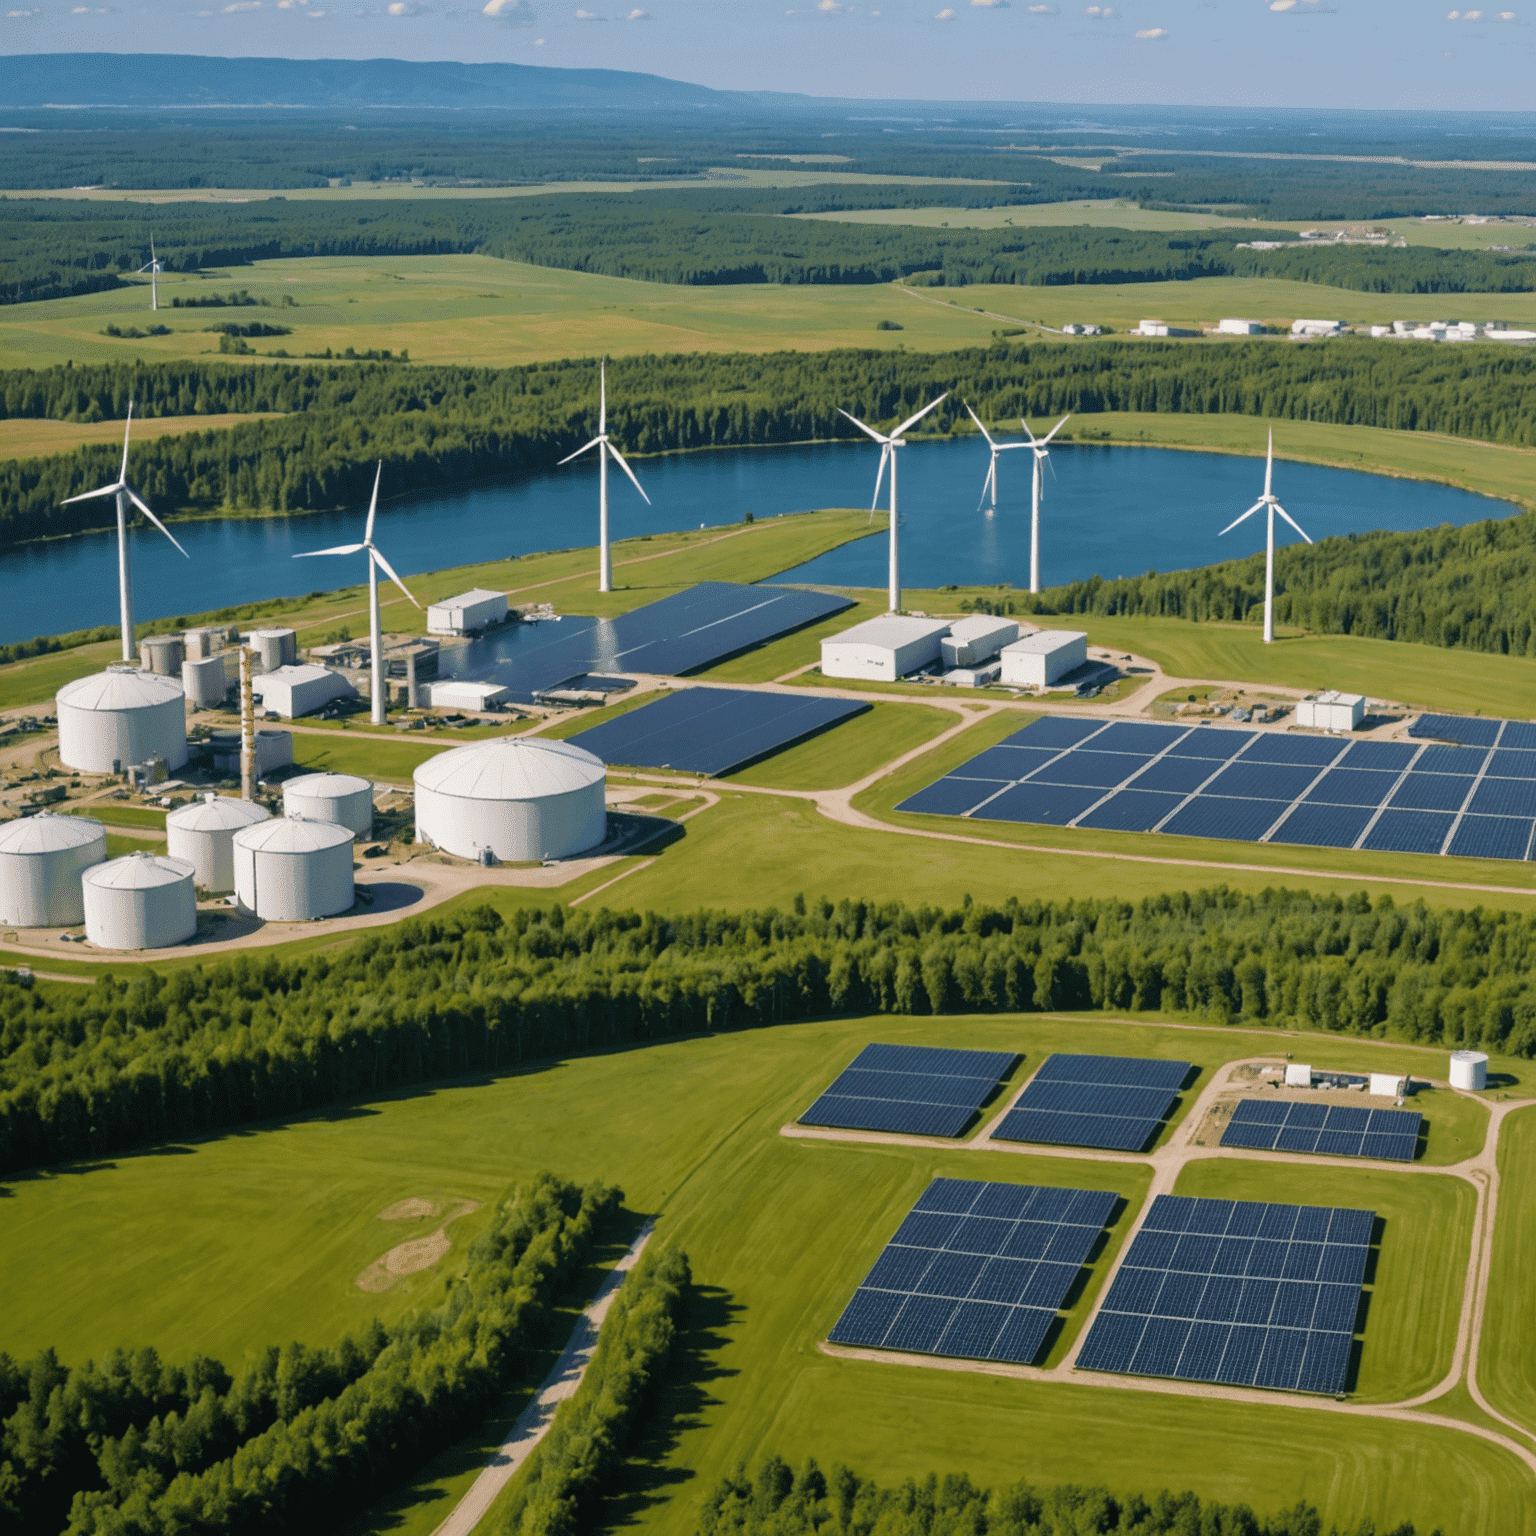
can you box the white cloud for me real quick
[971,0,1010,7]
[575,5,600,12]
[621,5,648,14]
[1135,23,1165,35]
[1083,4,1113,14]
[483,0,531,13]
[222,0,260,10]
[935,5,955,14]
[5,6,42,14]
[1027,3,1058,10]
[818,0,844,9]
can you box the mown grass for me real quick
[727,702,954,790]
[1479,1105,1536,1436]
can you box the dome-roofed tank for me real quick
[0,813,108,926]
[166,793,271,893]
[232,815,354,921]
[282,772,374,837]
[57,666,187,774]
[81,852,197,949]
[414,736,606,863]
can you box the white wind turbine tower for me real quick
[558,360,650,594]
[839,393,948,613]
[1218,428,1312,645]
[964,402,1031,517]
[295,462,421,724]
[1021,412,1071,595]
[60,402,189,662]
[139,238,163,311]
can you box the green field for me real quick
[728,702,954,790]
[1480,1106,1536,1436]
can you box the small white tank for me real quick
[0,813,107,926]
[81,852,197,949]
[283,772,373,837]
[139,635,184,676]
[57,667,188,774]
[166,793,271,893]
[181,655,228,709]
[250,628,297,670]
[1449,1051,1489,1091]
[184,627,223,662]
[232,816,354,921]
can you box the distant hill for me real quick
[0,54,772,112]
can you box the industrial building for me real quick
[81,853,197,950]
[998,630,1088,689]
[232,816,356,921]
[1291,319,1344,336]
[1369,1072,1409,1098]
[283,772,374,837]
[166,794,271,893]
[941,616,1019,670]
[414,736,607,863]
[427,588,508,636]
[1450,1051,1488,1090]
[0,813,107,926]
[1136,320,1198,337]
[427,680,511,711]
[209,728,293,778]
[249,664,356,720]
[57,667,188,775]
[1218,318,1264,336]
[820,616,952,682]
[1296,691,1365,731]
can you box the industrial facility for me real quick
[427,588,509,636]
[81,852,198,950]
[1296,691,1366,731]
[282,772,374,837]
[0,813,107,926]
[57,667,188,775]
[820,616,953,681]
[166,794,271,893]
[250,664,357,720]
[999,630,1088,689]
[232,816,356,921]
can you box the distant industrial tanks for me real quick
[232,816,355,921]
[56,666,188,774]
[81,852,197,950]
[0,813,107,926]
[414,737,606,863]
[283,772,374,837]
[166,793,271,893]
[1450,1050,1489,1091]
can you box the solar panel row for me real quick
[1220,1097,1421,1163]
[798,1042,1018,1139]
[992,1053,1193,1153]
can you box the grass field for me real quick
[1480,1106,1536,1436]
[728,702,953,790]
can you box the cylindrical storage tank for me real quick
[57,667,188,774]
[1449,1050,1489,1091]
[139,635,184,676]
[81,853,197,949]
[414,737,606,862]
[232,816,354,921]
[250,628,297,670]
[166,793,271,893]
[0,813,107,926]
[283,772,373,837]
[182,655,228,709]
[184,627,221,662]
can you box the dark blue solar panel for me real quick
[800,1095,974,1137]
[827,1287,907,1346]
[1337,741,1418,773]
[1160,796,1288,843]
[897,777,1003,817]
[989,1307,1058,1363]
[1388,774,1475,813]
[1130,755,1225,794]
[799,1043,1016,1137]
[1090,722,1190,754]
[993,1054,1190,1152]
[1035,1054,1192,1090]
[980,782,1107,826]
[1075,1311,1147,1373]
[1269,802,1374,849]
[1202,760,1325,801]
[1503,722,1536,751]
[1415,743,1489,775]
[1020,1080,1179,1118]
[1362,809,1455,854]
[993,1108,1161,1152]
[1244,735,1348,767]
[961,745,1062,782]
[1469,778,1536,818]
[1032,750,1152,789]
[1001,716,1107,750]
[1222,1098,1421,1162]
[1448,815,1534,861]
[838,1069,999,1106]
[1303,769,1403,807]
[1410,713,1502,747]
[1489,749,1536,780]
[855,1044,1017,1078]
[1165,729,1256,760]
[1076,789,1184,831]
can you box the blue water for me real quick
[0,437,1513,645]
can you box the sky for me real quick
[3,0,1536,112]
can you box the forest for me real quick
[0,1172,627,1536]
[2,887,1533,1179]
[700,1457,1435,1536]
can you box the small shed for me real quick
[1297,691,1365,731]
[428,680,511,711]
[1284,1063,1313,1088]
[427,589,508,636]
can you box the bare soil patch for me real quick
[377,1197,439,1222]
[355,1198,481,1291]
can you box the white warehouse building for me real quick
[820,616,951,682]
[283,772,374,838]
[428,680,511,712]
[57,667,188,775]
[82,853,197,950]
[232,816,355,921]
[1218,318,1264,336]
[427,588,508,636]
[166,794,271,893]
[0,813,107,927]
[1297,691,1365,731]
[250,664,356,720]
[999,630,1088,689]
[414,736,607,863]
[941,616,1019,670]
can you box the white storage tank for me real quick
[183,626,223,661]
[249,628,297,670]
[414,737,606,863]
[57,667,188,775]
[1449,1050,1489,1091]
[166,793,271,893]
[182,655,228,709]
[0,813,108,926]
[283,772,374,837]
[232,816,355,921]
[81,852,197,950]
[139,635,184,676]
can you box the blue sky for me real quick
[4,1,1534,112]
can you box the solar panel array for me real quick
[1077,1194,1374,1395]
[829,1177,1120,1365]
[992,1054,1193,1153]
[897,714,1536,862]
[566,687,868,776]
[799,1043,1019,1137]
[1221,1098,1421,1163]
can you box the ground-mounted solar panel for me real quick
[1388,774,1476,813]
[828,1177,1120,1365]
[1076,789,1184,832]
[1243,734,1348,768]
[985,782,1105,826]
[1410,713,1502,748]
[1220,1098,1421,1162]
[1203,760,1324,802]
[1469,777,1536,819]
[1076,1193,1374,1395]
[1166,729,1256,761]
[1362,809,1456,855]
[960,745,1062,782]
[896,777,1005,817]
[1490,749,1536,780]
[1336,740,1418,773]
[991,1053,1193,1153]
[1503,722,1536,752]
[1090,721,1189,755]
[798,1042,1018,1138]
[1001,717,1107,751]
[1160,796,1287,843]
[1131,755,1224,794]
[1414,743,1489,775]
[1302,769,1403,808]
[1032,750,1152,789]
[1447,815,1535,862]
[1269,803,1374,849]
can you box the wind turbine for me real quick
[1218,428,1312,645]
[963,402,1031,517]
[60,402,189,662]
[294,462,421,725]
[839,393,948,613]
[558,360,650,594]
[138,238,163,311]
[1020,413,1071,595]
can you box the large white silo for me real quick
[282,772,374,837]
[57,667,188,774]
[81,853,197,949]
[181,655,229,709]
[232,816,355,921]
[1449,1051,1489,1091]
[166,793,271,893]
[413,736,606,863]
[0,813,108,926]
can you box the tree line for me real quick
[3,888,1532,1179]
[1,1172,622,1536]
[701,1457,1437,1536]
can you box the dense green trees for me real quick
[3,888,1534,1179]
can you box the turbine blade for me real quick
[1275,503,1313,544]
[977,455,995,512]
[1020,418,1039,446]
[838,407,888,445]
[1040,413,1071,445]
[963,401,996,448]
[1218,501,1265,537]
[61,482,123,505]
[893,392,947,439]
[607,442,651,504]
[371,546,421,607]
[558,437,603,466]
[869,442,891,520]
[126,489,189,558]
[294,543,365,558]
[600,359,607,436]
[364,460,382,546]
